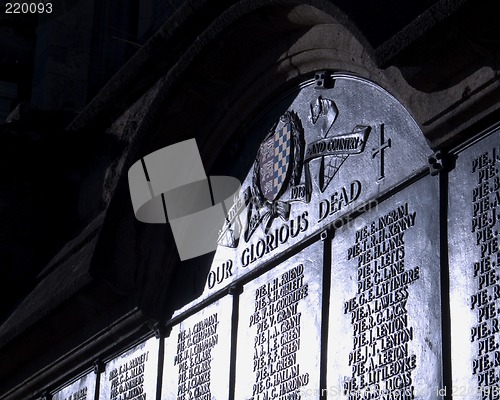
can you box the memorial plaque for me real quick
[161,295,232,400]
[175,73,432,315]
[99,337,159,400]
[52,371,96,400]
[449,128,500,399]
[328,176,442,399]
[234,241,323,399]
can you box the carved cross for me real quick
[372,124,391,181]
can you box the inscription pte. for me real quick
[249,264,310,399]
[108,351,149,400]
[99,338,158,400]
[235,243,322,400]
[344,203,419,399]
[174,313,219,399]
[162,297,232,400]
[469,147,500,396]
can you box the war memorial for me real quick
[0,1,499,399]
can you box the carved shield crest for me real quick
[258,123,292,201]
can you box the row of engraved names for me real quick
[470,148,500,397]
[345,204,418,396]
[250,264,310,400]
[174,313,219,400]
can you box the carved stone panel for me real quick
[51,371,96,400]
[98,337,159,400]
[176,73,432,314]
[234,241,323,399]
[449,129,500,399]
[161,295,232,400]
[328,175,442,399]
